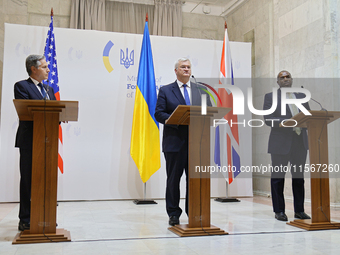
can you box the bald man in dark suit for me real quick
[263,70,311,222]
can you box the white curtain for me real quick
[70,0,106,31]
[153,0,182,37]
[105,1,155,34]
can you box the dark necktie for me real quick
[38,83,47,99]
[183,84,191,105]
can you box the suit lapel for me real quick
[47,88,55,100]
[44,84,55,100]
[170,81,201,106]
[27,78,43,99]
[171,82,186,105]
[278,88,292,117]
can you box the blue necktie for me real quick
[183,84,190,105]
[38,83,47,99]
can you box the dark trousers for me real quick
[164,146,188,218]
[19,148,32,223]
[271,132,307,213]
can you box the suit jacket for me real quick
[263,88,310,155]
[155,81,211,153]
[14,78,56,149]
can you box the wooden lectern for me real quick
[165,105,230,237]
[12,99,78,244]
[284,110,340,230]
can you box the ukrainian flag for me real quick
[130,19,160,183]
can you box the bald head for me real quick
[277,70,293,88]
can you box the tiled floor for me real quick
[1,196,340,254]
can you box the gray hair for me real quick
[26,54,45,75]
[174,57,191,70]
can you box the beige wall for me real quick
[226,0,340,205]
[182,12,225,40]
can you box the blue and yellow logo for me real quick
[103,41,114,73]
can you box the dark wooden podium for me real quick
[284,110,340,230]
[12,99,78,244]
[166,105,230,237]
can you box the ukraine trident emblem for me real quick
[120,48,134,69]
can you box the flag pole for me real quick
[132,13,157,205]
[214,21,240,203]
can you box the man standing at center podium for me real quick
[14,54,56,231]
[263,70,311,222]
[155,57,211,226]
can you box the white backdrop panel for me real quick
[0,23,252,202]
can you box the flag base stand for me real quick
[133,199,157,205]
[133,183,158,205]
[214,182,240,203]
[214,197,240,203]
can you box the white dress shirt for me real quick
[177,80,191,103]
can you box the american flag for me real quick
[44,12,64,174]
[214,22,241,184]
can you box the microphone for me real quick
[43,80,50,100]
[191,75,202,97]
[301,86,326,111]
[191,75,197,83]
